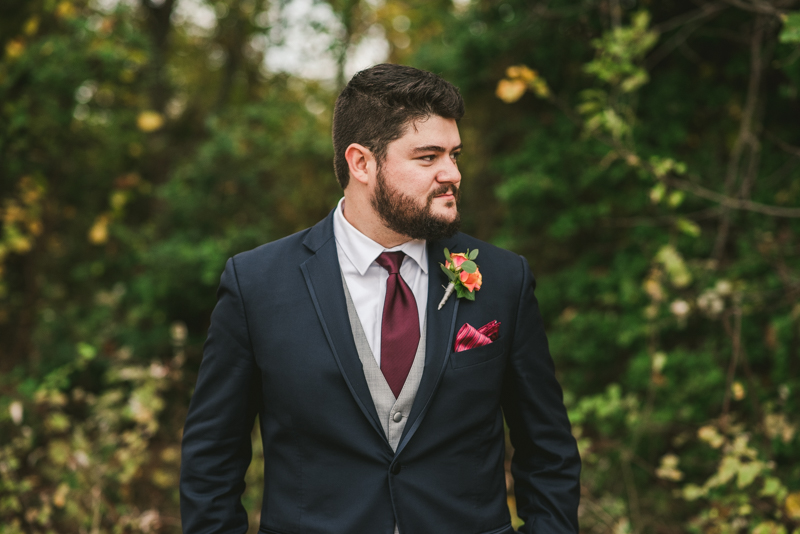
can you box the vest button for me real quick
[391,463,402,475]
[392,412,403,423]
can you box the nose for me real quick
[436,157,461,185]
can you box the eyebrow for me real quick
[411,144,463,154]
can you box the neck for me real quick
[341,195,411,249]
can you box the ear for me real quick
[344,143,374,186]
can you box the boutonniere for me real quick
[438,248,482,310]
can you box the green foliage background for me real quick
[2,0,800,532]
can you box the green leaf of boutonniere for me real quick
[468,249,479,260]
[443,247,451,262]
[461,260,477,274]
[455,284,469,299]
[440,264,456,281]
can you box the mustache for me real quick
[429,184,460,200]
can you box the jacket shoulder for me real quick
[451,232,525,268]
[229,227,314,278]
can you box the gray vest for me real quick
[341,273,426,452]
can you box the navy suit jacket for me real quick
[180,212,581,534]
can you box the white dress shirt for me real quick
[333,197,428,367]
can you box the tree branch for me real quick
[663,176,800,216]
[765,130,800,158]
[720,296,743,427]
[712,16,765,259]
[651,1,729,34]
[602,207,722,227]
[550,92,800,217]
[723,0,792,15]
[647,2,728,68]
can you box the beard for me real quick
[370,166,461,242]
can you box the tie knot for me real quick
[376,251,405,274]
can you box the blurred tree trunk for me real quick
[141,0,177,112]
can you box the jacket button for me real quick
[391,463,402,475]
[392,412,403,423]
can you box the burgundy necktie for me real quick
[376,251,420,398]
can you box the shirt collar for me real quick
[333,197,428,276]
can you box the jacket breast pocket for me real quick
[450,337,505,369]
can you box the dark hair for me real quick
[332,63,465,189]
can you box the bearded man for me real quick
[180,63,580,534]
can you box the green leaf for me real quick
[779,12,800,43]
[468,249,479,260]
[440,264,456,281]
[455,284,469,299]
[443,247,451,262]
[77,342,97,361]
[461,260,477,273]
[736,461,762,489]
[676,218,700,238]
[464,290,476,301]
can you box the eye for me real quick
[451,151,461,162]
[419,155,436,162]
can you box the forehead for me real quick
[391,115,461,151]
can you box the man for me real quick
[180,63,580,534]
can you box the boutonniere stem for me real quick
[438,248,482,310]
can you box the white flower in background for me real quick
[652,352,667,374]
[655,453,684,481]
[697,290,724,317]
[9,401,23,425]
[715,279,732,295]
[149,363,168,379]
[670,299,690,318]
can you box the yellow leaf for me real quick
[137,111,164,132]
[110,190,128,211]
[5,40,25,59]
[531,78,550,98]
[24,16,40,36]
[643,278,663,301]
[56,1,76,19]
[786,491,800,520]
[53,483,69,508]
[496,79,527,104]
[152,468,176,489]
[88,215,109,244]
[506,65,537,82]
[26,220,42,236]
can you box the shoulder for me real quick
[228,210,334,277]
[449,232,527,273]
[445,231,531,292]
[227,227,315,281]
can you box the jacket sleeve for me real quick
[180,257,261,534]
[501,255,581,533]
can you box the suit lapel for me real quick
[395,235,460,456]
[300,214,387,445]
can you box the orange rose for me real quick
[459,268,482,292]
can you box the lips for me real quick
[431,185,459,199]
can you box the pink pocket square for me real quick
[454,320,500,352]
